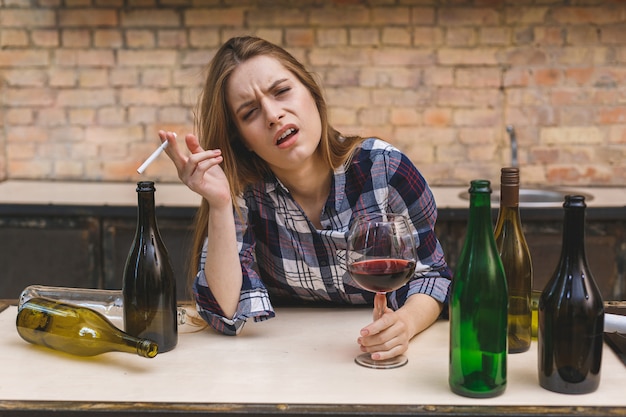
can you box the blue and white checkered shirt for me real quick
[194,138,452,335]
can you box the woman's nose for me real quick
[265,105,284,128]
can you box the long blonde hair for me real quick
[188,36,363,289]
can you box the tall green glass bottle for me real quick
[449,179,508,398]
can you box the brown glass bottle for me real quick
[16,298,158,358]
[538,195,604,394]
[494,167,533,353]
[123,181,178,352]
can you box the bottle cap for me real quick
[500,167,519,186]
[564,195,586,208]
[136,181,156,192]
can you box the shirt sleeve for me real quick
[193,195,275,336]
[381,146,452,310]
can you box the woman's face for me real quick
[226,55,323,174]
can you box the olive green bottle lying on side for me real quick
[16,298,158,358]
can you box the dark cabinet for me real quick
[1,204,625,302]
[436,212,626,301]
[0,205,196,301]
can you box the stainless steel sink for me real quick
[458,188,594,208]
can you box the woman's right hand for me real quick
[158,130,231,209]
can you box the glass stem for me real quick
[374,292,386,321]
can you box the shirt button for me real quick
[320,260,328,267]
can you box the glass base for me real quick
[354,353,408,369]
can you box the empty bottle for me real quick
[538,195,604,394]
[449,180,508,398]
[18,285,187,331]
[16,298,158,358]
[494,167,533,353]
[123,181,178,352]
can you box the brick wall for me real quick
[1,0,625,187]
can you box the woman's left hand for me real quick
[357,293,442,360]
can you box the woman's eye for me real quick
[242,108,256,121]
[276,87,291,96]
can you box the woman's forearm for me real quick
[396,293,443,339]
[204,204,243,319]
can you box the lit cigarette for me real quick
[137,136,173,174]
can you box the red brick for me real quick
[184,8,245,27]
[350,28,379,46]
[382,28,411,46]
[596,107,626,124]
[59,10,118,27]
[32,30,60,47]
[62,30,91,48]
[1,9,55,27]
[439,7,499,26]
[118,50,177,66]
[77,50,115,67]
[505,7,548,25]
[3,69,46,87]
[119,88,180,106]
[6,126,49,142]
[411,7,436,25]
[57,89,116,107]
[453,109,501,127]
[94,30,124,48]
[423,109,451,127]
[0,29,29,47]
[121,9,180,27]
[189,29,220,48]
[158,30,188,48]
[371,7,411,25]
[563,68,594,86]
[504,48,547,66]
[5,88,54,106]
[310,7,369,26]
[439,47,499,65]
[534,68,560,86]
[456,68,501,88]
[248,8,307,27]
[126,30,156,48]
[285,29,315,47]
[552,7,623,24]
[85,125,144,144]
[0,50,49,67]
[318,29,348,47]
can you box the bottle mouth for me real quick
[136,181,156,192]
[138,340,159,358]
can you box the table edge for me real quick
[0,400,625,417]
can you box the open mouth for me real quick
[276,127,298,146]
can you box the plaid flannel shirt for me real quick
[194,138,452,335]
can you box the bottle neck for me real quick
[467,191,493,234]
[137,190,157,232]
[561,206,587,260]
[500,183,519,208]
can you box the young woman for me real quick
[159,36,451,362]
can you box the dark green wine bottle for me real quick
[449,179,508,398]
[16,298,158,358]
[538,195,604,394]
[123,181,178,353]
[494,167,533,353]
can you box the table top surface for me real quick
[1,304,624,409]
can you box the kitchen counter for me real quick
[0,179,625,216]
[0,303,625,416]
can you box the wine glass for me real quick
[346,213,418,369]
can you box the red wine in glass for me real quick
[346,213,418,369]
[348,259,416,293]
